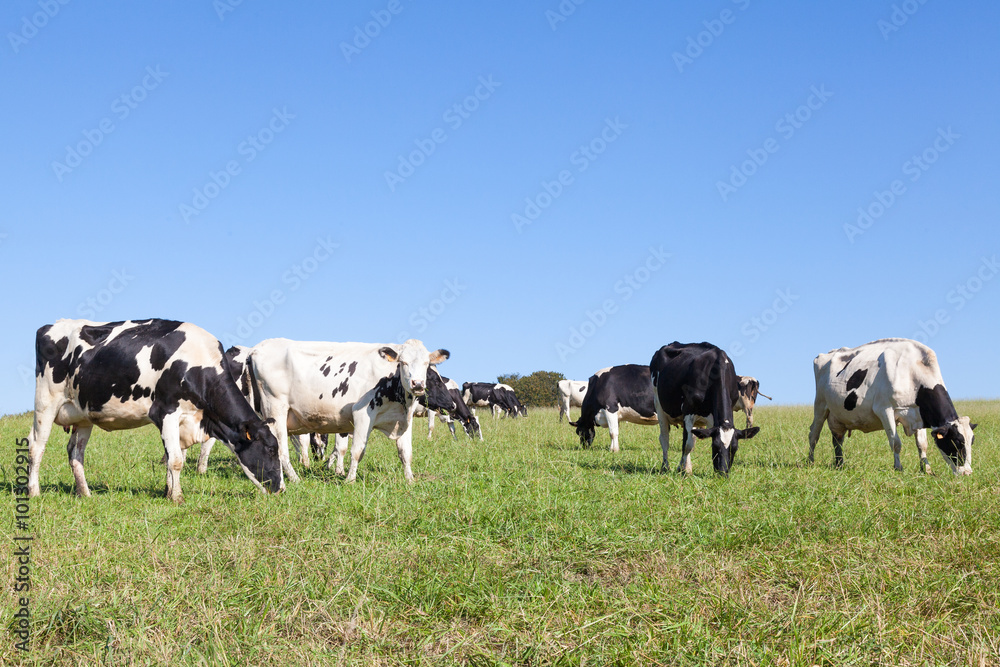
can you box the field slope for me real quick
[2,403,999,665]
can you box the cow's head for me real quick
[691,423,760,475]
[570,419,595,448]
[379,341,449,396]
[234,417,283,492]
[424,366,455,413]
[931,417,975,475]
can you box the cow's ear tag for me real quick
[245,429,252,440]
[935,432,944,440]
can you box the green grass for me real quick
[2,403,1000,665]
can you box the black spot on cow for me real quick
[326,356,333,362]
[846,369,867,392]
[844,391,858,411]
[333,378,350,398]
[369,373,405,409]
[835,352,860,376]
[348,361,357,376]
[318,393,323,400]
[320,364,331,377]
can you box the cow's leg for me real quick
[292,434,310,469]
[657,421,671,472]
[447,417,457,441]
[27,405,60,498]
[394,427,416,483]
[605,410,620,453]
[879,409,904,472]
[915,428,932,474]
[197,437,216,474]
[66,424,94,497]
[345,410,374,483]
[269,407,300,484]
[678,415,697,475]
[329,434,349,473]
[473,415,483,441]
[830,425,846,468]
[161,415,185,503]
[427,410,435,440]
[808,398,829,464]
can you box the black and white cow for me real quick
[569,365,659,451]
[491,383,527,418]
[650,342,760,475]
[808,338,975,475]
[557,379,588,422]
[415,367,481,440]
[27,319,283,502]
[734,376,771,428]
[462,382,505,418]
[248,338,449,482]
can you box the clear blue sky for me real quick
[2,1,998,415]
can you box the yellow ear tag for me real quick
[245,430,252,440]
[935,432,944,440]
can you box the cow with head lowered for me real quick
[650,342,760,476]
[570,365,659,451]
[415,367,482,441]
[27,319,283,502]
[248,338,449,483]
[808,338,975,475]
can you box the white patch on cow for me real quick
[616,406,659,426]
[718,426,735,449]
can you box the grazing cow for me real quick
[650,342,760,475]
[415,368,481,440]
[557,379,589,422]
[733,376,771,428]
[491,384,527,418]
[249,338,449,482]
[27,319,283,502]
[808,338,975,475]
[569,365,658,451]
[462,382,505,418]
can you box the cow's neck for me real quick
[915,384,958,428]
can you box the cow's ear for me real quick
[263,417,276,426]
[738,426,761,440]
[379,346,398,362]
[429,349,450,365]
[970,423,979,431]
[691,427,716,439]
[932,425,952,440]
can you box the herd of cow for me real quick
[24,318,977,503]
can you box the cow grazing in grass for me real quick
[808,338,975,475]
[28,319,283,502]
[734,376,771,428]
[557,379,588,422]
[248,338,449,483]
[569,365,658,451]
[650,342,760,476]
[415,367,482,441]
[492,384,527,418]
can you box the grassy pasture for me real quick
[2,402,999,666]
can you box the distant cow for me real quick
[808,338,975,475]
[569,365,658,451]
[734,376,771,428]
[462,382,519,418]
[492,384,527,418]
[650,342,760,475]
[249,338,449,483]
[557,379,588,422]
[27,319,283,502]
